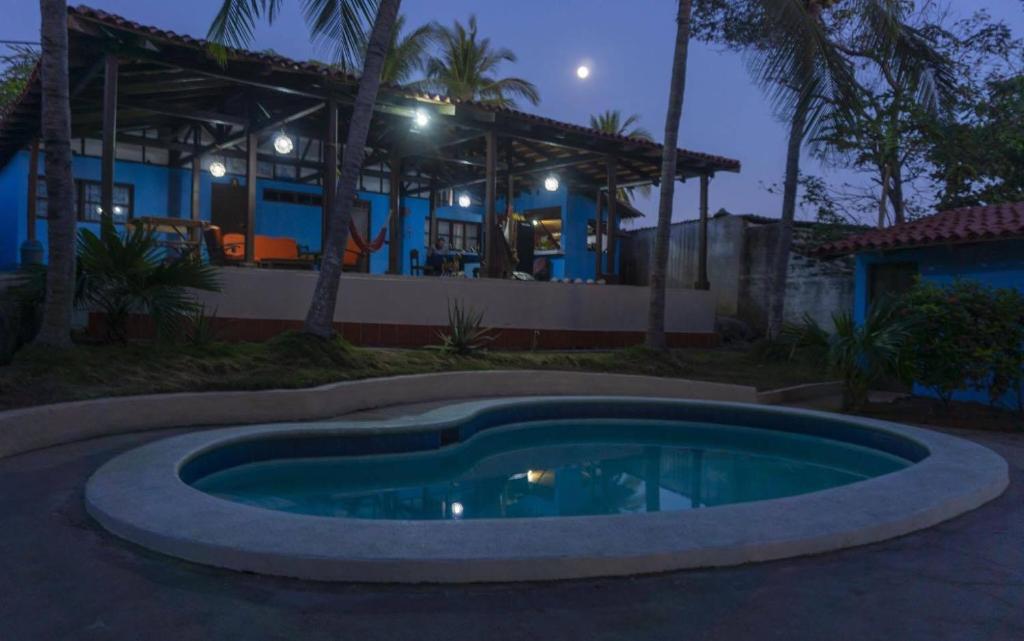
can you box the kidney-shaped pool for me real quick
[86,397,1007,583]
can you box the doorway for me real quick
[211,182,247,235]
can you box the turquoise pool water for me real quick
[191,419,912,520]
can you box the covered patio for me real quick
[0,6,739,284]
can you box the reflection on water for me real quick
[193,420,910,520]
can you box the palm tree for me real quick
[342,14,434,86]
[750,0,948,338]
[590,110,653,204]
[378,15,435,85]
[32,0,76,348]
[208,0,400,338]
[424,15,540,108]
[645,0,695,351]
[209,0,378,67]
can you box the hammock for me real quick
[348,220,388,254]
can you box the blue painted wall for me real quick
[0,150,616,278]
[853,240,1024,409]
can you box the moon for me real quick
[576,65,591,80]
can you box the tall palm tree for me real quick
[343,14,434,86]
[645,0,695,351]
[209,0,378,67]
[32,0,76,348]
[208,0,401,338]
[750,0,948,337]
[590,110,653,204]
[424,15,540,108]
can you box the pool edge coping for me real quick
[84,398,1010,584]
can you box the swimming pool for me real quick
[189,418,912,520]
[86,397,1007,583]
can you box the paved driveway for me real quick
[0,406,1021,641]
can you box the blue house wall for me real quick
[0,149,617,277]
[853,240,1024,408]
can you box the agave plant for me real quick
[76,219,221,342]
[435,299,496,356]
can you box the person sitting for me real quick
[426,237,448,276]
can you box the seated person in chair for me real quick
[426,237,447,275]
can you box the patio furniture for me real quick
[217,232,314,269]
[129,216,206,259]
[203,225,241,265]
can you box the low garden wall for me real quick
[90,269,718,348]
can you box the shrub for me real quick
[0,266,46,364]
[76,219,220,342]
[435,299,495,356]
[766,304,910,411]
[828,303,911,410]
[901,279,1024,413]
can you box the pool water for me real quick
[191,419,911,520]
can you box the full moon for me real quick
[576,65,590,79]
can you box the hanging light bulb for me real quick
[413,109,430,129]
[458,193,472,208]
[544,175,560,192]
[209,161,227,178]
[273,131,294,155]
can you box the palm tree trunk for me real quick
[303,0,401,338]
[32,0,75,348]
[890,164,905,225]
[645,0,693,351]
[877,162,891,229]
[765,102,807,339]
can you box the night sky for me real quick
[3,0,1021,224]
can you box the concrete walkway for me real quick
[1,404,1022,640]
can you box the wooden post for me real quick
[322,98,338,253]
[190,135,201,244]
[604,156,618,278]
[594,189,603,280]
[388,152,402,274]
[428,179,438,248]
[696,173,711,290]
[100,54,118,224]
[245,132,258,263]
[484,130,498,277]
[26,139,39,241]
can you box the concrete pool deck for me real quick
[0,401,1021,640]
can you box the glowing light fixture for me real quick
[526,470,544,484]
[544,175,560,192]
[413,109,430,128]
[458,193,472,208]
[273,132,294,155]
[209,161,227,178]
[451,501,464,518]
[576,65,591,79]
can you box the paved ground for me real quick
[1,403,1022,641]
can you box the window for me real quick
[79,181,133,223]
[38,178,134,222]
[425,219,482,252]
[526,207,562,252]
[263,188,323,207]
[868,262,918,305]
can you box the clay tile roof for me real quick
[816,202,1024,255]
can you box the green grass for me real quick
[0,334,829,410]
